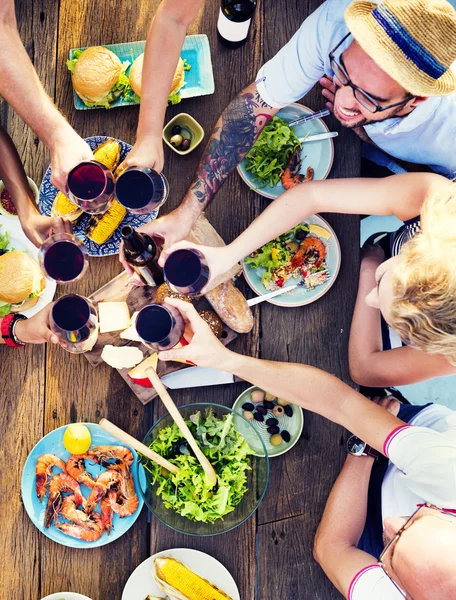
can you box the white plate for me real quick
[40,594,92,600]
[0,177,39,218]
[122,548,240,600]
[0,215,56,317]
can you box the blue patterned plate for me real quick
[21,423,146,549]
[39,136,162,256]
[69,34,215,111]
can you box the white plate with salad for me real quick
[237,103,334,199]
[243,215,341,308]
[122,548,240,600]
[0,215,56,317]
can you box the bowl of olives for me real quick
[232,386,304,458]
[163,113,205,155]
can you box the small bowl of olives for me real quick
[232,386,304,458]
[163,113,205,156]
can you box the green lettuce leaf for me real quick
[0,303,11,317]
[168,91,182,105]
[183,59,191,71]
[66,48,84,73]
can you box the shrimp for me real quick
[35,454,66,502]
[108,470,138,518]
[100,497,113,535]
[281,148,314,190]
[85,470,122,514]
[87,445,133,472]
[56,513,104,542]
[66,455,97,489]
[60,495,101,532]
[44,473,84,528]
[291,236,326,268]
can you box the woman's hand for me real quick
[158,298,230,368]
[19,212,72,247]
[50,132,94,192]
[117,135,164,174]
[14,303,59,344]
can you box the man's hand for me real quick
[119,208,195,274]
[50,132,94,192]
[118,135,164,174]
[20,212,72,248]
[158,298,229,368]
[320,75,336,113]
[14,303,59,344]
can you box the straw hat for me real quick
[345,0,456,96]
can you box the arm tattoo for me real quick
[191,91,273,206]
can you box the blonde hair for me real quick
[389,179,456,364]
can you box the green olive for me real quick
[170,134,183,147]
[270,434,283,446]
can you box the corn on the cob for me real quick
[86,199,126,244]
[93,139,121,171]
[153,557,233,600]
[51,191,83,221]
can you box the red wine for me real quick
[136,304,172,343]
[43,240,85,282]
[68,163,107,199]
[217,0,257,48]
[115,168,165,212]
[52,295,90,332]
[121,225,164,286]
[164,249,209,295]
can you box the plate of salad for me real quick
[139,403,269,536]
[0,217,56,317]
[237,103,334,199]
[243,215,341,308]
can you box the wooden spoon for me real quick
[146,367,218,488]
[99,418,179,475]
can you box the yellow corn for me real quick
[93,139,121,172]
[86,200,126,244]
[51,191,82,220]
[154,557,233,600]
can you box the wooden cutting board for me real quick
[85,271,238,404]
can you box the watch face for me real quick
[347,436,366,456]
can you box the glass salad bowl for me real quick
[138,403,269,536]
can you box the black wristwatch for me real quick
[346,435,381,459]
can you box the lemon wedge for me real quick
[309,224,331,240]
[63,424,92,454]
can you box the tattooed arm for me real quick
[128,82,279,252]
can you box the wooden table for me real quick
[0,1,360,598]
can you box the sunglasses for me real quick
[378,502,456,597]
[329,33,413,114]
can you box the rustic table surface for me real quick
[1,1,360,598]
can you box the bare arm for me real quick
[123,0,205,172]
[349,251,456,386]
[314,455,377,598]
[0,1,93,191]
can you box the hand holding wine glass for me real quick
[12,303,59,345]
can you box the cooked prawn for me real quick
[85,470,122,514]
[56,513,104,542]
[87,445,133,472]
[60,495,101,532]
[35,454,66,502]
[66,455,97,489]
[100,497,113,535]
[291,236,326,268]
[281,148,314,190]
[108,470,138,518]
[44,473,84,528]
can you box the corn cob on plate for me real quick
[38,136,166,257]
[121,549,240,600]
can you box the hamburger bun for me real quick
[198,309,223,339]
[0,250,45,309]
[72,46,122,104]
[155,282,192,304]
[129,54,184,98]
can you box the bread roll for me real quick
[205,281,253,334]
[73,46,122,104]
[129,53,184,98]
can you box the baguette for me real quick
[205,280,253,334]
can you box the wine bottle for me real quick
[121,225,164,287]
[217,0,257,48]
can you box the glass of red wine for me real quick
[164,248,210,296]
[50,294,98,353]
[39,233,88,284]
[135,303,185,351]
[66,161,115,214]
[114,167,169,215]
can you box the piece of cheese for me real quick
[101,345,144,369]
[120,311,141,342]
[98,302,130,334]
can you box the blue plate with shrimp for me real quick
[21,423,146,548]
[237,103,334,200]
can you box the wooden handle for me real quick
[99,418,179,475]
[146,368,218,488]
